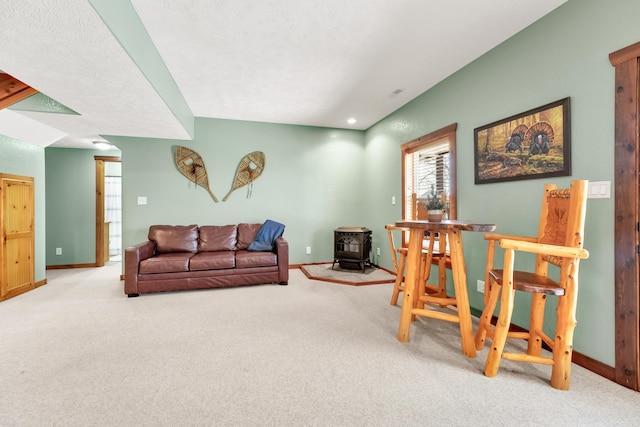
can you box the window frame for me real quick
[401,123,457,222]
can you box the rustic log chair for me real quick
[474,180,589,390]
[411,192,453,298]
[385,224,450,308]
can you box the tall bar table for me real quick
[395,219,496,357]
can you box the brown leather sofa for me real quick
[124,223,288,297]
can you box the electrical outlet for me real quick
[377,247,381,256]
[56,247,62,255]
[392,196,396,205]
[306,246,311,255]
[477,279,485,293]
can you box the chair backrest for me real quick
[537,180,588,267]
[411,192,431,220]
[385,224,407,272]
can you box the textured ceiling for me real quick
[0,0,567,149]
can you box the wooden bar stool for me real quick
[385,224,450,308]
[474,180,589,390]
[416,231,452,309]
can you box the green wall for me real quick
[45,147,121,266]
[107,118,366,264]
[38,0,640,366]
[364,0,640,365]
[0,136,46,282]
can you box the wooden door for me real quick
[0,173,34,301]
[610,42,640,391]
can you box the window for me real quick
[402,123,457,221]
[104,175,122,258]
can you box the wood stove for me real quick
[332,226,372,272]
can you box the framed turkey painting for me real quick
[474,97,571,184]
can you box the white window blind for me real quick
[404,138,450,219]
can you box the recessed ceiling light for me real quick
[93,140,113,150]
[347,118,356,125]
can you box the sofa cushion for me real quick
[139,253,194,274]
[247,219,285,252]
[236,223,262,250]
[236,250,277,268]
[149,225,199,253]
[198,225,237,252]
[189,251,236,271]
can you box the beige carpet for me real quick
[1,263,640,426]
[299,262,396,285]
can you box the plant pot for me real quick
[427,210,443,222]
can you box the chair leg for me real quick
[483,240,496,306]
[474,278,500,350]
[483,250,516,378]
[526,293,546,356]
[437,258,447,298]
[390,253,406,305]
[550,314,575,390]
[412,255,429,320]
[416,254,431,310]
[550,272,579,390]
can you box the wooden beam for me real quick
[0,73,38,109]
[610,41,640,66]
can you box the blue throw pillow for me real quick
[247,220,285,252]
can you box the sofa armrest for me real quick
[275,236,289,284]
[124,240,155,296]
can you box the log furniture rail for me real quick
[474,180,589,390]
[394,219,496,358]
[385,224,450,306]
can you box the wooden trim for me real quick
[292,262,396,275]
[610,41,640,67]
[611,49,640,391]
[298,264,394,286]
[401,123,458,222]
[35,279,47,288]
[290,262,323,269]
[95,159,105,267]
[400,123,457,153]
[94,156,121,162]
[573,352,617,383]
[120,274,125,281]
[0,73,38,110]
[0,173,34,183]
[448,128,457,220]
[0,285,34,302]
[46,263,98,270]
[95,155,120,268]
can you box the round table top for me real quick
[395,219,496,233]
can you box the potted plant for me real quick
[423,184,445,222]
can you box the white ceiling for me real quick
[0,0,567,149]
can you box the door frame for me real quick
[610,41,640,391]
[95,156,121,267]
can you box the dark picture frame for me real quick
[474,97,571,184]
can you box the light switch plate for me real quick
[587,181,610,199]
[137,196,148,205]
